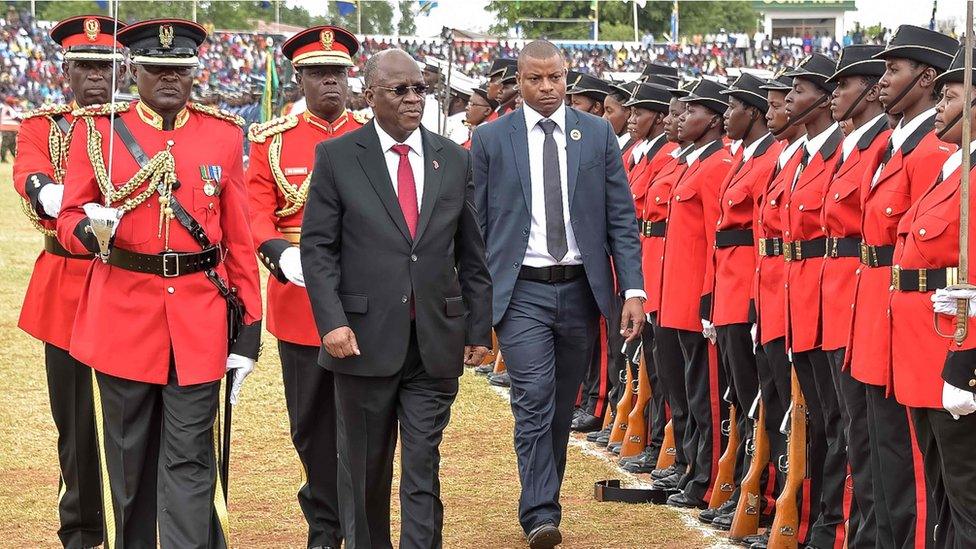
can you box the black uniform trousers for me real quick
[278,341,342,548]
[641,317,667,456]
[675,328,727,501]
[825,348,877,549]
[333,325,458,549]
[94,367,227,549]
[911,407,976,549]
[581,295,625,419]
[792,348,846,549]
[866,383,931,548]
[716,324,760,500]
[45,343,103,549]
[755,340,788,510]
[653,323,691,471]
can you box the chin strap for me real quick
[883,69,927,114]
[937,97,976,140]
[838,82,877,122]
[788,93,828,127]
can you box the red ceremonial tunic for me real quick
[58,102,262,386]
[889,157,976,408]
[14,105,91,350]
[847,120,953,386]
[642,148,689,314]
[711,134,780,326]
[819,116,890,351]
[782,126,843,353]
[245,110,365,347]
[658,140,735,332]
[754,140,805,345]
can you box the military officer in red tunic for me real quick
[57,19,262,548]
[244,25,366,549]
[13,15,124,548]
[893,46,976,546]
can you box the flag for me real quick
[670,0,679,44]
[261,46,279,123]
[336,1,358,17]
[418,0,438,15]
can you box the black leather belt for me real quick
[107,246,221,277]
[892,266,958,292]
[715,228,754,248]
[859,243,895,267]
[519,264,585,284]
[758,237,784,257]
[44,235,94,260]
[825,236,862,258]
[593,479,677,504]
[783,237,828,262]
[638,219,667,237]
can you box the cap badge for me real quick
[159,24,174,49]
[84,18,100,42]
[320,29,334,51]
[799,55,811,68]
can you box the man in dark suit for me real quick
[470,40,645,549]
[301,48,492,549]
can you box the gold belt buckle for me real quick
[829,237,838,258]
[783,242,794,262]
[918,269,927,292]
[759,239,767,257]
[891,265,900,290]
[860,242,869,265]
[947,267,959,287]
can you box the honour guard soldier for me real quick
[13,15,124,548]
[639,62,680,84]
[822,44,891,547]
[245,25,366,549]
[703,73,781,528]
[57,19,262,548]
[604,81,636,154]
[566,73,611,117]
[484,58,517,123]
[847,25,957,548]
[781,53,847,549]
[904,45,976,547]
[461,86,498,149]
[657,78,736,509]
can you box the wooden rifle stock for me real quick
[768,368,806,549]
[492,349,506,374]
[482,331,499,366]
[608,366,636,446]
[656,419,677,470]
[620,349,652,458]
[729,401,770,540]
[708,401,739,509]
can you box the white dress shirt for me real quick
[778,135,806,170]
[685,139,720,166]
[618,132,631,150]
[421,94,442,133]
[792,123,838,190]
[375,122,425,208]
[841,112,886,162]
[941,141,976,180]
[443,111,469,145]
[633,133,666,165]
[742,133,771,162]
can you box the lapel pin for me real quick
[570,129,582,141]
[433,160,440,170]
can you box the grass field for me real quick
[0,160,708,548]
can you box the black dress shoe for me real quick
[571,413,602,433]
[620,445,659,467]
[650,464,678,480]
[651,472,681,490]
[667,491,707,509]
[488,371,511,387]
[747,533,769,549]
[526,522,562,549]
[740,533,766,547]
[699,497,738,524]
[474,364,493,375]
[607,442,622,454]
[586,426,610,443]
[594,430,611,446]
[710,511,734,530]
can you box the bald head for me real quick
[363,48,426,142]
[517,40,563,70]
[363,48,420,88]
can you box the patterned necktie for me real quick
[391,144,418,237]
[538,118,568,262]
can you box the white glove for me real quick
[932,288,976,317]
[701,319,717,344]
[278,246,305,287]
[226,353,255,405]
[942,381,976,419]
[750,323,758,353]
[82,203,123,237]
[38,183,63,217]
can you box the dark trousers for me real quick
[866,384,931,548]
[495,277,601,533]
[756,341,788,509]
[279,341,341,548]
[333,326,458,549]
[911,407,976,549]
[826,349,877,549]
[45,343,103,549]
[581,296,625,418]
[792,348,845,548]
[642,318,667,453]
[716,324,759,495]
[676,328,726,501]
[653,323,690,469]
[94,367,226,549]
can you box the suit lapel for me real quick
[509,110,533,213]
[412,128,444,248]
[566,108,582,207]
[356,121,412,243]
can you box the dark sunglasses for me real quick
[373,84,429,96]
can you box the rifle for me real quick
[608,345,636,448]
[729,396,770,541]
[768,368,807,549]
[620,343,651,458]
[708,387,739,509]
[656,419,677,470]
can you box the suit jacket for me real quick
[301,121,492,378]
[470,107,643,325]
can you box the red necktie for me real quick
[391,144,418,237]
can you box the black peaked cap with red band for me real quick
[282,25,359,67]
[50,15,125,61]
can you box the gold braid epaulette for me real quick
[20,104,72,120]
[352,110,372,124]
[247,115,299,144]
[188,102,246,128]
[71,102,131,118]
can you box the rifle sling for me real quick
[593,480,676,504]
